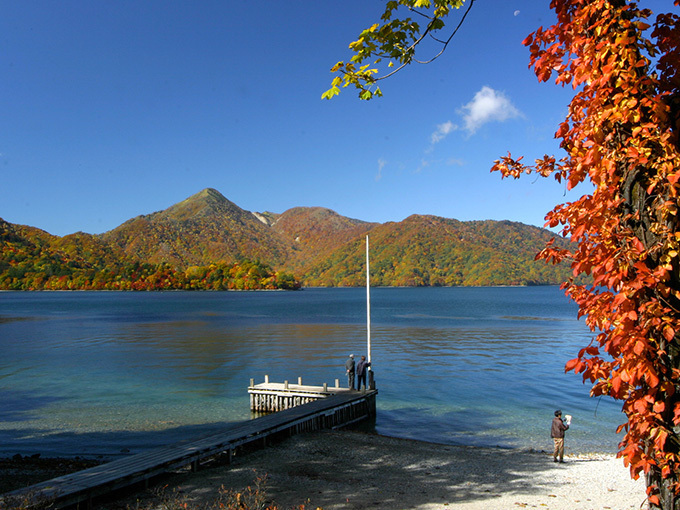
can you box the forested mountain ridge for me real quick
[0,188,575,289]
[100,188,296,268]
[301,214,571,287]
[272,206,378,273]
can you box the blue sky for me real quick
[1,1,663,237]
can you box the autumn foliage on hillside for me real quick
[0,198,575,290]
[101,188,294,270]
[302,215,573,287]
[0,220,300,291]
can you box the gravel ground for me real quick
[96,430,647,510]
[0,455,103,494]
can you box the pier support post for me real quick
[369,371,375,390]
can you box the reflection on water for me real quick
[0,287,624,456]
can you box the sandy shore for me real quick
[97,430,646,510]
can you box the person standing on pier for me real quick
[345,354,355,389]
[356,355,371,391]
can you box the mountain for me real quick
[271,206,377,272]
[100,188,295,268]
[0,188,576,289]
[300,215,570,287]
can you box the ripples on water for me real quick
[0,287,624,457]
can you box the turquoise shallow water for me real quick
[0,287,624,457]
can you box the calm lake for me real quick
[0,287,625,458]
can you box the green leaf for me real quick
[360,89,373,100]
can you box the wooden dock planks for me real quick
[4,389,377,509]
[248,379,357,412]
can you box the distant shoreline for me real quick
[0,283,560,292]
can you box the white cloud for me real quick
[414,158,430,174]
[446,157,465,166]
[459,86,522,134]
[430,120,458,144]
[376,158,387,181]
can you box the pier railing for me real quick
[248,375,356,412]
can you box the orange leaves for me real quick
[565,357,584,373]
[645,365,661,389]
[509,1,680,503]
[491,153,525,179]
[654,401,666,414]
[611,374,624,396]
[662,322,676,341]
[653,427,670,451]
[648,493,662,507]
[674,403,680,427]
[580,345,600,356]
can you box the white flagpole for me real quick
[366,235,371,365]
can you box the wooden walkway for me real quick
[4,389,377,509]
[248,376,355,412]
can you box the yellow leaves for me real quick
[615,34,634,47]
[321,87,340,100]
[662,201,678,217]
[326,0,475,99]
[348,38,363,51]
[660,247,678,266]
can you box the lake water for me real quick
[0,287,625,458]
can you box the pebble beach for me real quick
[96,430,647,510]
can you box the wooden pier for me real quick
[4,381,377,510]
[248,375,357,412]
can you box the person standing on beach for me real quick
[356,355,371,391]
[345,354,355,389]
[551,409,570,463]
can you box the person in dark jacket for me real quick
[345,354,355,389]
[551,409,570,463]
[356,355,371,391]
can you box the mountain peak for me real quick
[163,188,242,221]
[193,188,225,201]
